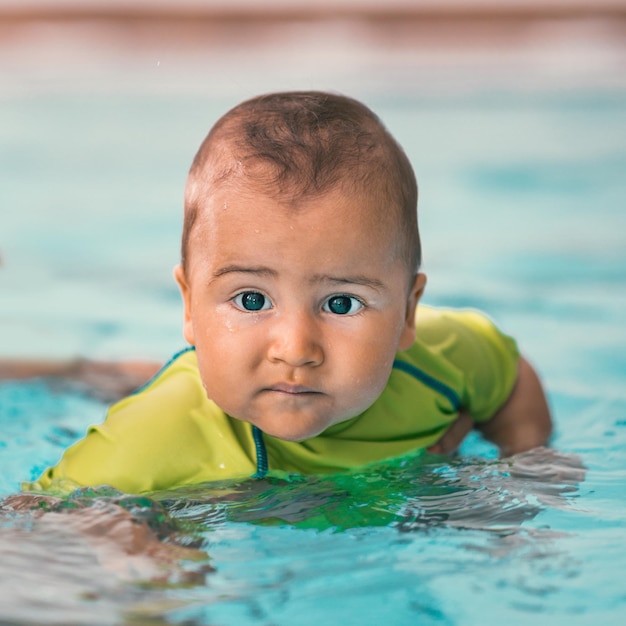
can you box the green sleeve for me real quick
[24,349,259,494]
[416,307,520,422]
[24,371,212,495]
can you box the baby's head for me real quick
[182,91,420,279]
[175,91,426,441]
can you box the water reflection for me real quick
[156,446,584,533]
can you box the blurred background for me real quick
[1,1,625,401]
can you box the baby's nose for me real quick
[267,312,324,368]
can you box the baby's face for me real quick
[175,184,425,441]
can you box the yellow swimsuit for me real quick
[27,307,519,495]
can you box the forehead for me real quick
[187,182,401,272]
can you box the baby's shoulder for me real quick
[416,304,496,333]
[109,347,205,419]
[406,304,519,378]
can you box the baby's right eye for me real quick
[233,291,272,312]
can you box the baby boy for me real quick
[27,91,552,495]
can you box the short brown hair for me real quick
[182,91,420,275]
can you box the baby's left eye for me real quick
[323,295,364,315]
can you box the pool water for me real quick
[1,26,626,626]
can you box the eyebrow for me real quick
[312,273,386,291]
[212,265,278,280]
[212,265,385,291]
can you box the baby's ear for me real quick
[173,265,195,346]
[398,273,426,351]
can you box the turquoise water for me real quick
[1,59,626,624]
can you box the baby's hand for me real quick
[427,412,474,455]
[1,493,212,585]
[428,358,552,458]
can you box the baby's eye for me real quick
[323,295,364,315]
[233,291,272,312]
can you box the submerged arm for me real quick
[0,359,161,402]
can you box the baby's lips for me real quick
[266,383,320,394]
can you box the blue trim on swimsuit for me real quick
[252,425,268,478]
[130,345,196,396]
[392,359,461,410]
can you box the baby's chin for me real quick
[253,423,326,442]
[246,415,342,442]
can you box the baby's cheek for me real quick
[356,345,396,393]
[347,362,389,406]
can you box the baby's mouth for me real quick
[266,383,320,395]
[263,383,322,396]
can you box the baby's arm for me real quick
[428,356,552,456]
[0,359,161,402]
[475,356,552,456]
